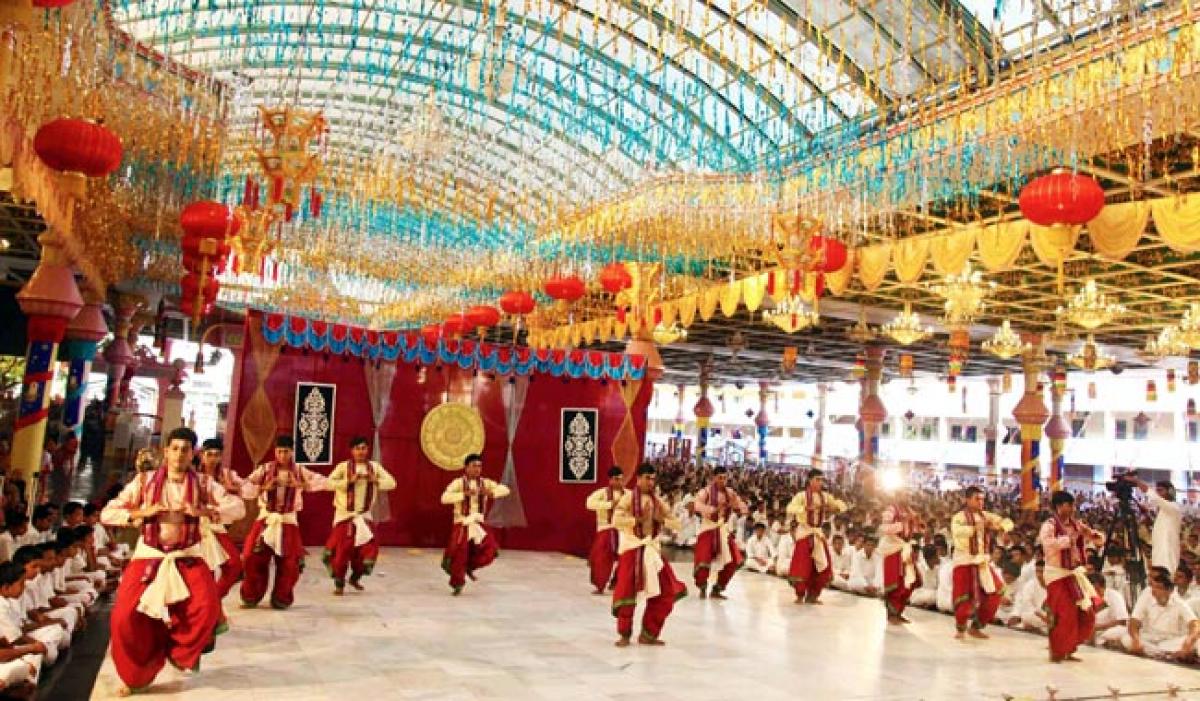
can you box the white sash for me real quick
[351,514,374,547]
[131,540,204,625]
[618,531,664,600]
[900,542,918,588]
[198,519,229,575]
[256,512,299,557]
[462,513,487,544]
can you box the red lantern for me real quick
[499,290,535,315]
[443,314,468,338]
[180,273,219,304]
[598,263,632,294]
[420,324,441,348]
[181,201,240,241]
[1018,170,1105,226]
[33,118,123,180]
[808,236,847,273]
[544,274,585,302]
[465,305,501,329]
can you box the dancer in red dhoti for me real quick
[100,427,243,696]
[324,436,397,596]
[611,463,687,646]
[785,469,849,604]
[239,436,329,610]
[440,453,509,595]
[1040,490,1105,662]
[585,466,626,594]
[879,489,923,624]
[692,466,748,600]
[196,438,246,610]
[951,486,1013,640]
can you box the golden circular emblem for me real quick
[420,402,485,471]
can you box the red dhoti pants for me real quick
[588,528,618,592]
[612,548,687,640]
[441,523,499,590]
[214,532,243,599]
[952,564,1004,631]
[1046,577,1096,659]
[788,535,832,600]
[240,520,305,609]
[693,528,745,591]
[110,557,220,691]
[883,550,921,617]
[323,519,380,586]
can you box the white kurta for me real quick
[847,550,882,593]
[1120,590,1198,657]
[1147,492,1182,574]
[744,535,776,573]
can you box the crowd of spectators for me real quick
[651,457,1200,665]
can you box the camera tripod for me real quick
[1100,495,1146,600]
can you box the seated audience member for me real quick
[744,523,777,575]
[0,514,29,563]
[1120,567,1200,661]
[1103,549,1132,607]
[936,556,955,613]
[9,547,69,664]
[1174,565,1200,616]
[1012,560,1048,633]
[911,545,940,609]
[0,561,45,699]
[829,535,854,590]
[774,523,795,577]
[996,563,1022,626]
[28,506,54,545]
[1090,572,1129,646]
[848,537,882,596]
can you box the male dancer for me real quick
[879,488,922,624]
[585,466,626,594]
[240,436,329,610]
[100,427,243,696]
[196,438,245,604]
[692,466,748,599]
[324,436,396,596]
[785,469,849,604]
[439,453,509,595]
[950,486,1013,639]
[1040,490,1105,662]
[611,463,687,646]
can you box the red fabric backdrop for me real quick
[227,334,653,556]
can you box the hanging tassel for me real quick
[271,176,284,203]
[1147,380,1157,402]
[1167,369,1176,393]
[311,190,322,218]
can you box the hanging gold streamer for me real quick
[976,220,1028,272]
[1152,194,1200,251]
[742,274,768,311]
[825,249,856,296]
[719,281,742,317]
[1029,224,1081,268]
[677,294,698,327]
[699,286,721,321]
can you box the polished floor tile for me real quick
[91,549,1199,700]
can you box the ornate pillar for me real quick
[11,231,83,501]
[1012,336,1049,512]
[984,376,1001,478]
[755,382,770,465]
[161,359,187,434]
[814,382,827,468]
[1045,365,1070,494]
[103,294,141,419]
[859,346,888,470]
[693,361,714,463]
[59,294,108,443]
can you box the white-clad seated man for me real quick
[743,523,777,575]
[1089,572,1129,646]
[847,536,882,597]
[1119,567,1200,661]
[1011,560,1048,633]
[910,544,941,609]
[774,523,795,578]
[829,534,854,590]
[936,556,955,613]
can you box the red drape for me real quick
[228,331,653,557]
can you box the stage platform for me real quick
[91,549,1198,700]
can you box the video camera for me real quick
[1105,469,1138,501]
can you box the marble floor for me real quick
[91,549,1199,700]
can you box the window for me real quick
[1071,418,1087,438]
[880,421,892,438]
[1189,421,1198,443]
[1114,419,1127,440]
[965,426,978,443]
[950,425,963,441]
[1133,419,1149,441]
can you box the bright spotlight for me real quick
[879,468,904,493]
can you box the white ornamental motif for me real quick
[564,412,595,480]
[298,387,330,462]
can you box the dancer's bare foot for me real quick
[592,588,605,595]
[638,636,666,646]
[333,588,344,597]
[698,587,708,600]
[1064,654,1082,662]
[887,615,904,625]
[794,597,806,605]
[349,579,364,591]
[710,591,728,600]
[615,637,631,647]
[954,631,966,640]
[805,597,823,605]
[116,685,132,697]
[897,615,912,624]
[968,628,989,639]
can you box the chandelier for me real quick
[981,320,1031,359]
[1175,302,1200,349]
[400,93,451,161]
[881,302,933,346]
[763,294,820,334]
[1067,335,1115,372]
[928,264,995,328]
[651,322,688,345]
[1044,314,1079,353]
[1057,279,1126,330]
[1138,325,1190,362]
[846,305,877,343]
